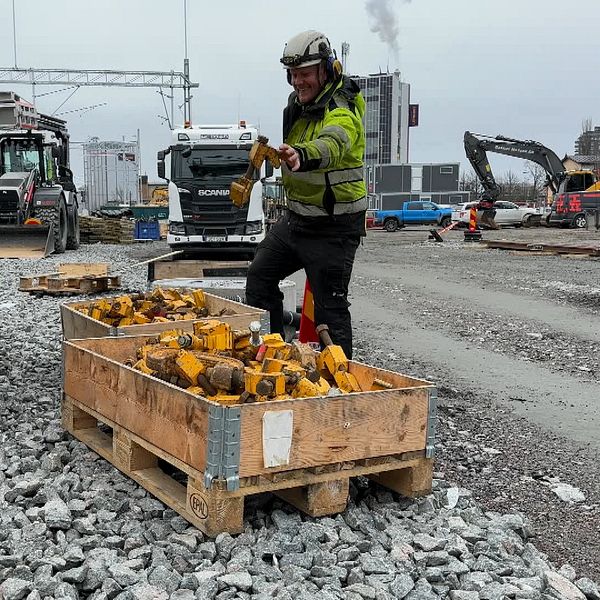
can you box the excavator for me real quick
[463,131,599,229]
[0,91,80,258]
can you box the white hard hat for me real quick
[280,30,332,69]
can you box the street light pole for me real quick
[183,0,192,126]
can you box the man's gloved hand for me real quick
[279,144,300,172]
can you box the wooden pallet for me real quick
[62,395,433,536]
[19,274,121,296]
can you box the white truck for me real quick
[157,123,271,257]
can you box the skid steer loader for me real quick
[0,91,79,258]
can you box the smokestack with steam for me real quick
[365,0,409,63]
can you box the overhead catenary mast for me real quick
[341,42,350,73]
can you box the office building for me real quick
[351,70,412,169]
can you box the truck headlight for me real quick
[169,223,186,235]
[245,221,263,235]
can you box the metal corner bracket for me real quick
[204,404,241,491]
[425,387,437,459]
[259,312,271,333]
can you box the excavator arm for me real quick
[463,131,566,227]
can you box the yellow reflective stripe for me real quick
[319,125,350,150]
[328,168,364,185]
[312,139,330,168]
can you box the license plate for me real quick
[204,235,227,242]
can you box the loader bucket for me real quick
[0,224,54,258]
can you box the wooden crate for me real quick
[60,290,267,340]
[63,335,437,536]
[148,259,251,283]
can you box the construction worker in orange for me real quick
[245,30,367,358]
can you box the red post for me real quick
[468,206,477,232]
[298,280,319,344]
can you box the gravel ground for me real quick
[352,226,600,582]
[0,232,599,599]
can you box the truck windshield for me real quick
[171,146,250,181]
[0,138,42,175]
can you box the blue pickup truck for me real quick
[373,201,453,232]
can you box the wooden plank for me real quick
[60,304,112,341]
[486,240,600,256]
[349,360,433,391]
[238,384,430,478]
[150,260,250,282]
[58,263,109,277]
[66,395,205,480]
[63,341,210,471]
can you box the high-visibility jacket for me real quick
[282,76,367,218]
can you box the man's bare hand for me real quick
[279,144,300,171]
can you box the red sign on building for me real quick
[409,104,419,127]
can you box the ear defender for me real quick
[319,42,342,80]
[330,56,343,79]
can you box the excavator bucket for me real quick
[0,223,54,259]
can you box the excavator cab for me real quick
[0,133,57,258]
[0,96,78,258]
[561,171,597,194]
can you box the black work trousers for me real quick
[246,215,360,358]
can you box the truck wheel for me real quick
[66,202,80,250]
[523,215,532,228]
[440,216,451,228]
[37,196,68,254]
[384,218,399,232]
[572,214,587,229]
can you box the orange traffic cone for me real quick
[298,279,319,343]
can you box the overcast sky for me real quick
[1,0,599,186]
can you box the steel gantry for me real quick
[0,66,199,125]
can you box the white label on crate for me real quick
[262,410,293,468]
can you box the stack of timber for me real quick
[80,216,134,245]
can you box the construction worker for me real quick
[245,30,366,358]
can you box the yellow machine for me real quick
[80,288,210,326]
[315,324,361,394]
[230,136,281,207]
[129,320,370,405]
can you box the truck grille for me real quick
[180,197,249,225]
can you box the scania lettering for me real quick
[158,123,270,256]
